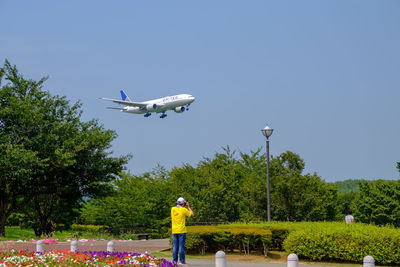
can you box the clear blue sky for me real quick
[1,1,399,181]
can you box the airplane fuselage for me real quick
[123,94,195,114]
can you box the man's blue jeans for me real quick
[172,233,186,263]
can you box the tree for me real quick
[80,148,341,237]
[168,147,244,223]
[332,179,371,216]
[269,151,340,221]
[0,60,130,236]
[80,171,171,236]
[0,145,41,236]
[333,179,363,194]
[238,148,268,221]
[352,180,400,226]
[0,61,49,237]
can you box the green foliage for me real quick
[168,147,246,223]
[270,151,340,221]
[0,226,131,241]
[80,148,343,238]
[70,224,108,233]
[80,171,171,238]
[283,222,400,265]
[226,222,400,265]
[118,231,139,240]
[181,225,272,256]
[352,180,400,226]
[333,179,364,194]
[0,60,130,237]
[266,225,290,250]
[332,179,369,216]
[228,222,306,250]
[5,213,27,227]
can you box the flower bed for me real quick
[42,239,58,244]
[0,249,175,266]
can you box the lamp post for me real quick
[261,125,273,221]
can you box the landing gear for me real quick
[160,113,167,119]
[186,104,190,111]
[144,113,151,117]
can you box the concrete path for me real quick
[178,259,286,266]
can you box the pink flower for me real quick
[43,239,58,244]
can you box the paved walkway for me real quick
[164,258,346,267]
[176,259,286,266]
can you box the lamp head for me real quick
[261,125,273,138]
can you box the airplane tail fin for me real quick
[120,90,132,102]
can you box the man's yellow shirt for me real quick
[171,206,191,234]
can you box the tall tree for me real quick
[80,171,171,236]
[0,61,49,236]
[269,151,340,221]
[352,180,400,226]
[238,148,268,221]
[0,60,130,236]
[0,145,41,236]
[168,146,244,223]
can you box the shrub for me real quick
[70,224,108,233]
[267,226,290,250]
[181,225,272,256]
[118,231,139,240]
[283,223,400,265]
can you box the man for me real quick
[345,210,355,223]
[171,197,194,265]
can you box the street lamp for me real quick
[261,125,273,221]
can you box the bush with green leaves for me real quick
[71,224,108,233]
[352,180,400,226]
[283,222,400,265]
[180,225,272,256]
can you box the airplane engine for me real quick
[174,106,185,113]
[146,103,157,111]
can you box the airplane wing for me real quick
[106,107,125,110]
[100,97,147,108]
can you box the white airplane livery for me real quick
[101,90,195,118]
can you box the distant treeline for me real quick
[333,179,373,194]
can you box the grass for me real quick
[0,226,117,241]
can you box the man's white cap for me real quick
[177,197,186,205]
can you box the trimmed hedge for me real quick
[282,223,400,265]
[227,222,297,250]
[171,222,400,265]
[181,225,272,256]
[226,222,400,265]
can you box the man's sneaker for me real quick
[179,262,189,266]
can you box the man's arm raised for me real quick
[186,202,194,217]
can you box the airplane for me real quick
[101,90,195,118]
